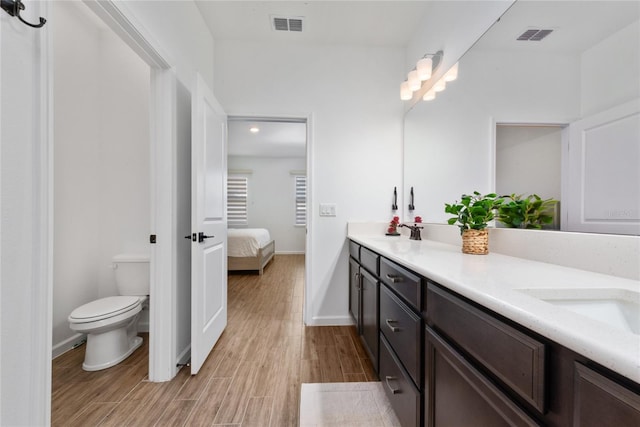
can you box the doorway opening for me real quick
[495,123,564,229]
[226,116,309,310]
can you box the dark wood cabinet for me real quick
[348,241,379,373]
[427,283,546,413]
[347,239,640,427]
[380,335,421,427]
[361,268,379,370]
[348,256,361,333]
[425,326,541,427]
[573,363,640,426]
[380,284,421,387]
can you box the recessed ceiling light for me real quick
[249,126,260,134]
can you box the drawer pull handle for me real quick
[386,274,403,283]
[385,376,400,394]
[385,319,400,332]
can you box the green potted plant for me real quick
[497,194,557,229]
[444,191,503,254]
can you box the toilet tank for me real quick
[113,254,150,296]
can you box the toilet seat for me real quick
[69,296,141,324]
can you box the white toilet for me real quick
[68,254,149,371]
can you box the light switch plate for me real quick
[319,203,337,217]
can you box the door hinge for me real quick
[150,234,157,244]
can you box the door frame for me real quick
[52,0,178,382]
[225,112,314,324]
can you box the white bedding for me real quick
[227,228,272,257]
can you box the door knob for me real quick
[185,234,196,241]
[198,232,214,243]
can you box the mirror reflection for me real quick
[403,1,640,235]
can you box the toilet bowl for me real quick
[68,254,149,371]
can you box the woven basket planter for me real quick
[461,229,489,255]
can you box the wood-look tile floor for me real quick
[52,254,376,426]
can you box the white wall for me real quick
[581,20,640,117]
[496,125,562,200]
[118,0,215,90]
[228,156,306,254]
[52,1,150,353]
[215,41,404,324]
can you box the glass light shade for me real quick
[444,62,459,82]
[407,70,421,91]
[416,57,433,81]
[422,90,436,101]
[433,78,446,92]
[400,81,412,100]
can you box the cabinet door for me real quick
[425,327,540,427]
[361,269,379,372]
[573,363,640,426]
[348,257,361,332]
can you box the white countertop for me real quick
[348,233,640,384]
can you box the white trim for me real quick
[52,333,86,359]
[304,114,314,326]
[225,111,314,326]
[309,315,355,326]
[275,251,306,255]
[149,69,177,381]
[176,344,191,367]
[38,2,54,424]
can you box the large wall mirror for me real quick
[403,1,639,235]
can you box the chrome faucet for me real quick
[399,223,423,240]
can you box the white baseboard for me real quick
[275,251,305,255]
[138,320,149,333]
[176,344,191,366]
[52,333,86,359]
[308,315,355,326]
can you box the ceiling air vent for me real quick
[517,28,553,41]
[271,15,304,32]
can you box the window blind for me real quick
[295,175,307,226]
[228,176,248,226]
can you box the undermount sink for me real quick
[517,288,640,335]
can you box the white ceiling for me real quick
[194,1,431,47]
[228,119,307,158]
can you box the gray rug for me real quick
[299,382,401,426]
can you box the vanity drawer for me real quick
[380,257,422,310]
[360,247,379,276]
[379,335,421,427]
[349,240,360,260]
[380,284,421,386]
[427,283,546,413]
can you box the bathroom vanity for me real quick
[348,233,640,426]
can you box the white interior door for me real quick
[565,99,640,235]
[190,73,227,374]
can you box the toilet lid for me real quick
[69,296,141,323]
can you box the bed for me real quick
[227,228,275,275]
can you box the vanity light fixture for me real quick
[400,81,412,100]
[416,56,433,81]
[433,78,446,92]
[249,126,260,133]
[423,90,436,101]
[444,62,459,82]
[407,70,421,92]
[400,50,443,100]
